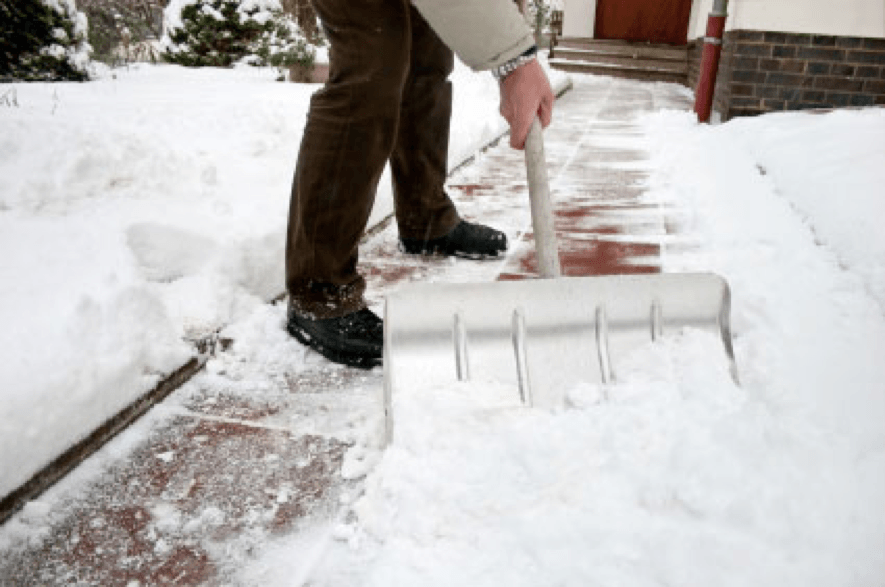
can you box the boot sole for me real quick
[399,243,506,259]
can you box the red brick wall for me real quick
[690,30,885,120]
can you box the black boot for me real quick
[287,306,383,369]
[400,220,507,258]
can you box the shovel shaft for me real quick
[524,119,561,278]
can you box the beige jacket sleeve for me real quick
[411,0,536,71]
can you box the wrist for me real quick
[492,46,538,81]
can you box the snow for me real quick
[161,0,199,35]
[645,108,885,445]
[37,0,92,76]
[723,110,885,308]
[274,102,884,584]
[1,57,883,585]
[0,59,545,500]
[641,107,885,584]
[237,0,283,24]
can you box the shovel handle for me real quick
[524,118,561,279]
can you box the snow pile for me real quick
[344,338,883,585]
[722,109,885,308]
[644,109,885,445]
[1,66,303,497]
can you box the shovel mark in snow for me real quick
[126,223,216,283]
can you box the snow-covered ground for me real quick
[233,103,885,586]
[0,60,553,500]
[2,60,884,586]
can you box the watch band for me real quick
[492,46,538,81]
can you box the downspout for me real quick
[694,0,729,123]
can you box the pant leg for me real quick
[286,0,410,318]
[391,5,460,241]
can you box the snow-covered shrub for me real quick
[0,0,93,81]
[161,0,314,70]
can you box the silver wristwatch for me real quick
[492,47,538,81]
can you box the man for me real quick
[285,0,555,369]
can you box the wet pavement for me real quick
[0,74,693,586]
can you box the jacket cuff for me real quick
[411,0,535,71]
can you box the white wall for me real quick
[689,0,885,39]
[562,0,596,38]
[561,0,885,41]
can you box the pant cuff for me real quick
[287,279,367,320]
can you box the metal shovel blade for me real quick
[381,120,738,445]
[383,272,738,443]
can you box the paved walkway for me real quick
[0,75,693,586]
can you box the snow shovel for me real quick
[382,120,738,444]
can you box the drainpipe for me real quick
[694,0,729,123]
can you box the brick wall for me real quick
[689,30,885,120]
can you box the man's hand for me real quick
[499,59,554,150]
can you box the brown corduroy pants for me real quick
[286,0,461,319]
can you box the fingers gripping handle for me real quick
[524,118,561,279]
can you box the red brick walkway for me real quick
[0,75,692,586]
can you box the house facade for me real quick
[556,0,885,118]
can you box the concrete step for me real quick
[550,37,689,85]
[553,47,688,74]
[556,37,688,61]
[549,58,688,85]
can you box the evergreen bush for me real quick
[0,0,93,82]
[161,0,315,71]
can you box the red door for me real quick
[594,0,694,45]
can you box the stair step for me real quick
[549,59,688,85]
[556,37,688,61]
[553,48,687,74]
